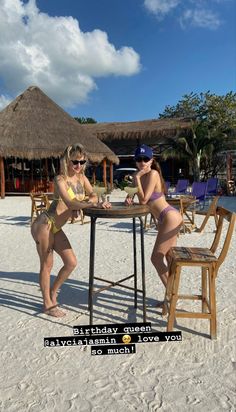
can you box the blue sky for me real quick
[0,0,235,121]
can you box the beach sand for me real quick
[0,192,236,411]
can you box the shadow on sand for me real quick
[0,270,209,337]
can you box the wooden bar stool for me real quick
[30,192,50,223]
[163,207,236,339]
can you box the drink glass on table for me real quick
[93,186,106,202]
[124,186,138,206]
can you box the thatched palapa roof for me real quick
[0,86,119,164]
[82,118,192,142]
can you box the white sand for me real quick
[0,193,236,411]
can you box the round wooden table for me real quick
[83,202,150,324]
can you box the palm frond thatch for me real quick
[82,117,192,142]
[0,86,119,164]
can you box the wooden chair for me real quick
[70,195,90,225]
[163,207,236,339]
[144,213,158,230]
[30,193,50,223]
[70,210,85,225]
[195,195,220,233]
[179,196,196,234]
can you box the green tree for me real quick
[159,92,236,180]
[74,117,97,124]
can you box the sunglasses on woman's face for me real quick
[135,156,150,163]
[71,159,86,166]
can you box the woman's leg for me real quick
[31,220,65,317]
[50,230,77,306]
[151,211,182,288]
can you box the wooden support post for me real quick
[39,159,42,183]
[92,166,96,185]
[109,162,113,190]
[31,160,34,182]
[103,159,107,187]
[21,159,25,191]
[0,157,5,199]
[45,158,49,180]
[45,158,49,192]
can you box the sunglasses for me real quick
[135,156,151,163]
[71,159,86,166]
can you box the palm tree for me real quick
[159,92,236,180]
[162,121,225,181]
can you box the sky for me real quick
[0,0,235,122]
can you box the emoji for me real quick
[122,334,131,344]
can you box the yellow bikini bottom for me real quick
[43,212,61,234]
[44,186,84,234]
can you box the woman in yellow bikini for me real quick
[31,144,111,317]
[126,144,182,303]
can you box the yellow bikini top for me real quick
[67,184,85,201]
[47,179,85,218]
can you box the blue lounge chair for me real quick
[191,181,208,209]
[165,181,171,194]
[173,179,189,195]
[206,178,218,197]
[192,182,208,201]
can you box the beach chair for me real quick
[165,181,171,194]
[173,179,189,195]
[190,181,208,210]
[181,182,208,229]
[191,182,207,202]
[30,192,50,223]
[195,195,220,233]
[206,178,218,197]
[163,206,236,339]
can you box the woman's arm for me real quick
[135,170,160,204]
[83,175,98,204]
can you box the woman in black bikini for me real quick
[31,144,111,317]
[126,144,182,299]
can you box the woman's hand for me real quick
[124,195,133,206]
[136,167,151,178]
[98,201,112,209]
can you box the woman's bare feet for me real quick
[50,289,58,307]
[43,290,65,317]
[44,304,66,317]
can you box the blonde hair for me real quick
[60,144,87,177]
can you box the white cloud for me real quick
[0,94,12,111]
[144,0,180,17]
[144,0,223,29]
[180,8,222,29]
[0,0,141,107]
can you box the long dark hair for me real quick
[151,159,167,194]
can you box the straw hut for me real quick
[0,86,119,198]
[82,118,192,182]
[82,118,192,156]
